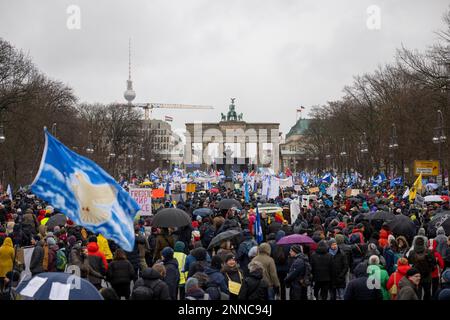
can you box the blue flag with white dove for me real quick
[390,177,403,188]
[372,173,387,187]
[255,206,263,244]
[31,129,140,252]
[322,172,332,184]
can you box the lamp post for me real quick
[360,132,369,179]
[388,123,399,178]
[433,109,446,186]
[51,123,57,138]
[86,131,94,155]
[340,137,347,174]
[127,146,133,181]
[0,109,5,143]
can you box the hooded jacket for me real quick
[397,276,419,300]
[30,241,44,275]
[238,269,269,300]
[386,263,411,299]
[97,234,113,261]
[107,259,136,286]
[0,237,14,277]
[163,257,180,300]
[87,242,108,271]
[434,227,448,260]
[204,266,228,294]
[251,243,280,288]
[310,241,333,283]
[131,268,171,300]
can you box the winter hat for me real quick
[53,226,61,234]
[437,226,446,236]
[248,246,258,259]
[47,237,56,246]
[161,247,174,259]
[397,257,409,266]
[192,221,199,229]
[174,241,185,252]
[291,244,303,254]
[406,268,420,278]
[335,234,345,245]
[328,238,337,247]
[211,255,223,270]
[224,253,236,263]
[368,243,378,252]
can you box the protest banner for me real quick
[129,188,153,216]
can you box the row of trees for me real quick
[0,38,158,187]
[303,8,450,182]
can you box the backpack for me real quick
[413,250,437,275]
[299,258,313,287]
[56,248,67,271]
[131,282,156,300]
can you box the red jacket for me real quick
[386,264,411,299]
[378,229,391,249]
[429,239,445,278]
[87,242,108,271]
[351,229,365,244]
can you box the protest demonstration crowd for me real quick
[1,164,450,301]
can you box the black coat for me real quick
[30,243,44,275]
[238,270,269,300]
[310,243,333,283]
[284,253,308,290]
[131,268,171,300]
[88,254,105,286]
[126,242,141,273]
[107,259,136,286]
[330,248,349,288]
[344,276,383,300]
[163,258,180,300]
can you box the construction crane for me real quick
[132,103,214,121]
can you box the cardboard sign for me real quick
[151,188,165,199]
[308,187,319,194]
[186,183,196,193]
[129,188,153,216]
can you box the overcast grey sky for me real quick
[1,0,448,136]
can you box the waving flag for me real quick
[301,172,309,185]
[31,129,140,252]
[390,177,403,188]
[372,173,387,186]
[322,172,332,184]
[255,207,263,244]
[6,184,12,200]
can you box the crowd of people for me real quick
[0,171,450,301]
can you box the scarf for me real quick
[329,248,338,256]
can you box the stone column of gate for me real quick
[184,129,192,166]
[271,129,280,173]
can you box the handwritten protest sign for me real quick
[129,188,152,216]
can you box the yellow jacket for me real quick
[0,237,15,277]
[174,251,188,285]
[97,234,113,260]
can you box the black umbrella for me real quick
[45,213,67,229]
[428,213,450,236]
[217,199,242,210]
[388,214,416,241]
[193,208,214,217]
[152,208,191,228]
[369,210,395,222]
[207,229,241,249]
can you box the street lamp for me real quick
[388,124,399,178]
[433,109,447,185]
[51,123,57,138]
[86,131,94,154]
[360,132,369,154]
[0,125,5,143]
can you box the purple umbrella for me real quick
[277,234,315,245]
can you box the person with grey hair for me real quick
[185,277,209,300]
[367,255,390,300]
[238,260,269,300]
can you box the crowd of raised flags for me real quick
[26,130,447,259]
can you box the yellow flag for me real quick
[409,173,422,202]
